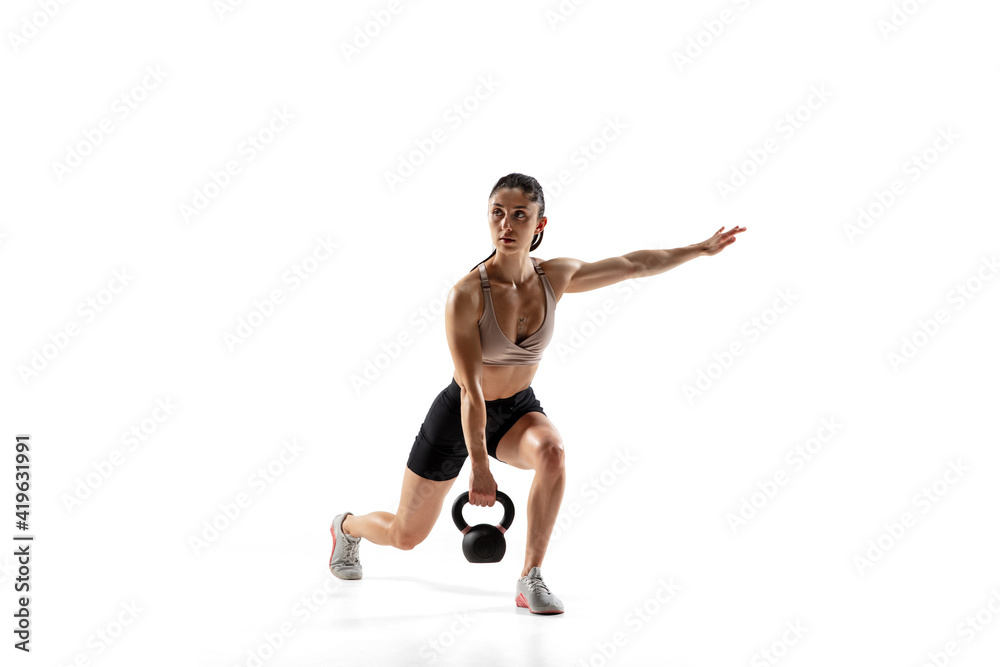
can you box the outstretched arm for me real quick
[554,225,747,293]
[630,225,746,277]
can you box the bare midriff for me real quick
[453,365,537,401]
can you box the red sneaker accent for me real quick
[329,525,336,567]
[515,592,564,614]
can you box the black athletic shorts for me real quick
[406,377,546,481]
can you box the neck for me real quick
[487,252,534,287]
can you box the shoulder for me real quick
[533,256,575,298]
[453,265,483,294]
[447,266,485,320]
[534,256,575,274]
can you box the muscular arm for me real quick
[548,226,745,293]
[445,283,488,470]
[459,385,488,470]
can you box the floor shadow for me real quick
[331,604,513,627]
[364,575,510,598]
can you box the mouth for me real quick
[500,237,514,243]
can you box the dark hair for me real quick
[469,173,546,273]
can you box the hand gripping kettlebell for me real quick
[451,490,515,563]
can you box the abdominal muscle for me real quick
[454,364,538,401]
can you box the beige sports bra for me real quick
[477,257,556,366]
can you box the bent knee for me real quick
[390,523,429,551]
[533,436,565,473]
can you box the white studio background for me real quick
[2,1,999,666]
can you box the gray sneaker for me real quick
[515,567,564,614]
[329,512,362,580]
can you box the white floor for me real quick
[191,476,1000,667]
[6,2,1000,666]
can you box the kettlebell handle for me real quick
[452,490,515,534]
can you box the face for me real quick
[488,187,547,250]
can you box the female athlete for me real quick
[329,172,745,614]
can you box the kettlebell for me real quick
[451,490,515,563]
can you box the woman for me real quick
[329,173,745,614]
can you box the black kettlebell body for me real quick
[451,490,515,563]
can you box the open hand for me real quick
[700,226,746,256]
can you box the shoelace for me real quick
[337,536,360,565]
[525,577,550,595]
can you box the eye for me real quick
[515,212,525,218]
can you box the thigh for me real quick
[485,387,546,462]
[406,384,468,481]
[393,466,460,541]
[493,411,564,471]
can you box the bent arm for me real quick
[445,284,489,469]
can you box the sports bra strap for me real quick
[477,263,491,291]
[480,258,545,289]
